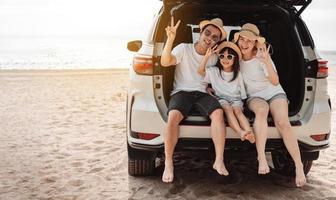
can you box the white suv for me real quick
[126,0,331,177]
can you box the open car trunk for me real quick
[162,0,313,16]
[153,2,306,123]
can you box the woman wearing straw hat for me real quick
[233,23,306,187]
[161,17,228,183]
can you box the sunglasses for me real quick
[218,54,235,61]
[203,29,220,43]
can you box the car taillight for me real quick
[310,133,330,141]
[317,60,328,78]
[130,131,160,140]
[133,55,153,75]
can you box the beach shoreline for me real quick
[0,67,335,199]
[0,68,129,76]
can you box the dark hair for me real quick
[214,47,240,82]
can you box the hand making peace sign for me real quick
[165,16,181,41]
[256,43,272,65]
[204,45,220,60]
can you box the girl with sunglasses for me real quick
[234,23,306,187]
[198,41,255,144]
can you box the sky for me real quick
[0,0,334,50]
[0,0,334,70]
[0,0,161,38]
[301,0,336,51]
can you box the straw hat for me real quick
[217,41,242,60]
[199,18,227,41]
[233,23,265,44]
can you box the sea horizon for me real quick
[0,35,335,70]
[0,35,134,70]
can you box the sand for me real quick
[0,68,335,200]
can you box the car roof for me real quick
[161,0,311,6]
[161,0,312,16]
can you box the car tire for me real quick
[271,151,313,177]
[127,143,156,176]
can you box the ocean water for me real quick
[0,36,335,70]
[320,51,336,66]
[0,36,134,70]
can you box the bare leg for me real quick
[162,110,184,183]
[269,98,306,187]
[248,98,270,174]
[222,105,249,141]
[233,107,255,143]
[209,109,229,176]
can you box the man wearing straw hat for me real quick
[160,17,228,183]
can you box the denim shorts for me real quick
[218,96,244,109]
[246,93,288,106]
[168,91,222,117]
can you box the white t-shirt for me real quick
[171,43,217,95]
[203,67,247,100]
[240,58,285,100]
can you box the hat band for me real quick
[239,28,259,37]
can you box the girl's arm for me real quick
[238,73,247,100]
[197,46,218,76]
[198,53,210,76]
[203,73,216,97]
[206,85,216,97]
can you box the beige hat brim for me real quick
[199,20,227,41]
[216,41,242,61]
[233,31,266,44]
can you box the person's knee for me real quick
[210,108,224,122]
[275,118,291,131]
[254,105,269,117]
[167,110,184,125]
[223,106,233,113]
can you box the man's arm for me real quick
[197,56,208,76]
[161,37,177,67]
[160,17,181,67]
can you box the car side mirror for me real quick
[127,40,142,52]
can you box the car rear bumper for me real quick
[128,138,329,155]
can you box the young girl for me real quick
[233,23,306,187]
[198,41,255,144]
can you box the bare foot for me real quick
[258,158,270,174]
[162,161,174,183]
[295,165,306,187]
[240,130,255,143]
[213,160,229,176]
[239,130,247,141]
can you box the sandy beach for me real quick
[0,68,335,200]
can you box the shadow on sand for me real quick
[127,151,313,200]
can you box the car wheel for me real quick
[271,151,313,177]
[127,143,156,176]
